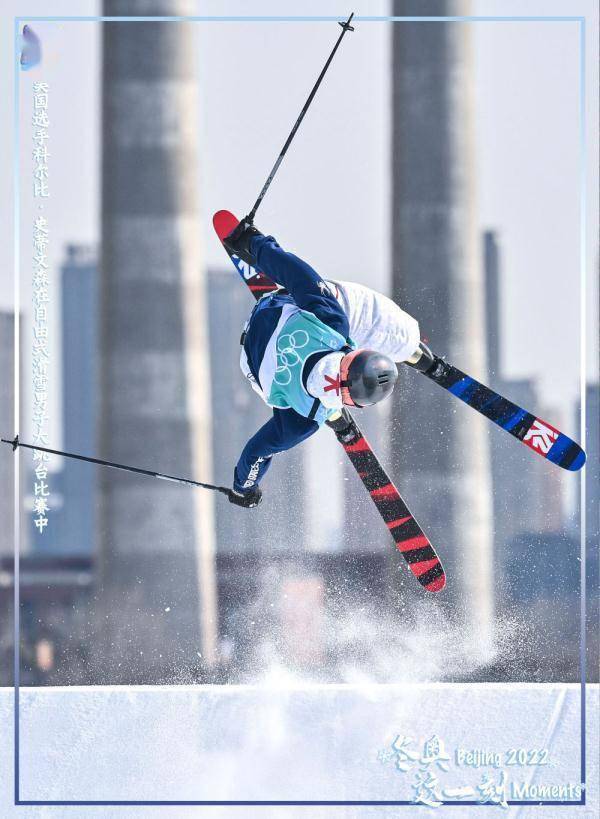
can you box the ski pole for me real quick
[1,435,231,496]
[246,12,355,223]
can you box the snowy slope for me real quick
[0,683,597,817]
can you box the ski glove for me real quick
[228,486,263,508]
[223,218,263,267]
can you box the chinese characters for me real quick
[31,81,51,533]
[379,734,508,809]
[33,81,49,198]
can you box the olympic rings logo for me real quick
[273,329,310,385]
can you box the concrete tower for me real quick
[0,313,16,556]
[484,231,501,386]
[391,2,494,648]
[0,313,29,558]
[100,1,217,680]
[61,246,98,555]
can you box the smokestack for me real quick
[390,1,494,654]
[99,1,217,680]
[484,230,501,386]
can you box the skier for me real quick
[223,220,431,508]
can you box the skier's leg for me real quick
[249,234,349,336]
[250,235,328,304]
[225,221,348,333]
[224,220,326,298]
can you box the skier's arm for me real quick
[250,234,350,338]
[233,407,319,494]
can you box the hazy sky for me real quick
[0,0,598,451]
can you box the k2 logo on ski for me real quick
[523,420,559,454]
[232,254,255,280]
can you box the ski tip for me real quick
[567,448,586,471]
[213,210,239,241]
[414,560,445,592]
[391,523,446,592]
[405,551,446,592]
[545,433,587,472]
[423,573,446,593]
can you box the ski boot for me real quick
[223,217,264,266]
[326,408,357,445]
[405,342,449,380]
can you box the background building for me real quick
[0,311,17,557]
[59,245,98,555]
[579,384,599,547]
[483,231,569,576]
[578,383,600,677]
[27,245,98,557]
[0,311,29,557]
[98,1,217,682]
[481,231,593,680]
[390,0,494,649]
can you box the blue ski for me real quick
[413,355,586,472]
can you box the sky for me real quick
[0,0,598,453]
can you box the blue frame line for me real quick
[13,15,588,23]
[12,13,588,808]
[578,13,587,799]
[13,13,21,809]
[11,800,587,807]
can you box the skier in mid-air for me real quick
[0,15,583,596]
[211,14,583,521]
[223,220,432,508]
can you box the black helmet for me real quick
[340,349,398,407]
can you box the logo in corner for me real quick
[20,25,41,71]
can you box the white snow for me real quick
[0,683,597,817]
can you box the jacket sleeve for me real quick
[250,234,350,338]
[234,407,319,493]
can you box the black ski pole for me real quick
[1,435,230,496]
[246,12,354,223]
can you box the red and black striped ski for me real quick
[327,412,445,592]
[213,209,445,592]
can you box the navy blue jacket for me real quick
[234,235,349,493]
